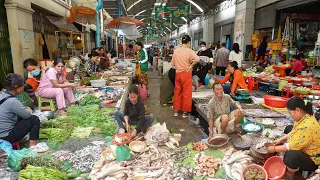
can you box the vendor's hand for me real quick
[230,91,235,96]
[125,123,131,132]
[131,129,137,137]
[68,83,76,88]
[209,130,213,138]
[26,107,33,114]
[239,108,244,116]
[267,146,275,153]
[273,139,282,146]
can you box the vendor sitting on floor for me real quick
[207,83,244,137]
[114,85,154,138]
[0,74,40,147]
[214,61,248,96]
[38,59,76,116]
[267,96,320,179]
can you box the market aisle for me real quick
[145,69,207,146]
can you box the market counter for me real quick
[273,65,292,77]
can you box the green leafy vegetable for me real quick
[79,94,100,106]
[20,156,65,172]
[40,128,70,142]
[19,165,67,180]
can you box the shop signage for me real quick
[214,0,245,14]
[154,5,190,19]
[150,18,171,29]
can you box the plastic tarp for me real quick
[46,16,79,32]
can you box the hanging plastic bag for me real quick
[115,145,130,162]
[8,148,37,171]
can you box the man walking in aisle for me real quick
[215,42,230,76]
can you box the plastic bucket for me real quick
[278,80,288,90]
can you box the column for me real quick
[5,0,34,76]
[234,0,255,55]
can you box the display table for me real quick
[273,65,292,77]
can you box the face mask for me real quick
[30,68,40,76]
[200,47,206,51]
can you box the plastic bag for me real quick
[144,123,170,145]
[115,145,130,162]
[8,148,37,171]
[32,110,47,121]
[0,140,13,154]
[104,136,112,146]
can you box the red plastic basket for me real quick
[112,133,131,146]
[242,164,268,180]
[263,156,286,179]
[263,95,288,108]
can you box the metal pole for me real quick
[96,0,103,48]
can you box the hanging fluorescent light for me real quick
[181,17,188,22]
[166,27,171,32]
[140,18,146,21]
[164,31,167,35]
[154,2,161,6]
[127,0,143,11]
[186,0,204,12]
[162,3,166,6]
[173,23,178,28]
[133,10,147,18]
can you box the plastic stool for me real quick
[247,77,258,94]
[37,96,56,111]
[11,142,21,150]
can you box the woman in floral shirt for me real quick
[267,96,320,179]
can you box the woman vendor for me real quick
[287,55,303,76]
[38,59,76,116]
[267,97,320,179]
[214,61,247,96]
[0,74,40,147]
[114,85,154,138]
[258,55,270,68]
[135,42,149,95]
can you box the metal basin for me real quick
[207,134,229,148]
[42,111,54,119]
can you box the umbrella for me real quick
[107,16,144,29]
[69,6,106,24]
[118,23,142,40]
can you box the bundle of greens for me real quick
[20,156,65,172]
[79,94,100,106]
[39,128,70,142]
[19,165,67,180]
[65,106,117,136]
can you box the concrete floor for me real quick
[145,69,207,146]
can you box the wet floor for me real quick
[145,69,207,146]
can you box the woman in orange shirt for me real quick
[214,61,247,96]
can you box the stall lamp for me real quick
[76,36,81,40]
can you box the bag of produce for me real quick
[8,148,37,171]
[115,145,130,162]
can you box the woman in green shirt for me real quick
[135,42,149,93]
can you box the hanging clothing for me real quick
[160,69,175,104]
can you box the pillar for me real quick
[5,0,35,76]
[234,0,255,55]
